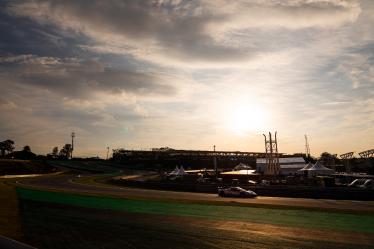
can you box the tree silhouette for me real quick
[320,152,339,166]
[59,144,72,159]
[0,139,15,156]
[23,145,31,153]
[52,147,59,156]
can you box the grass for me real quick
[0,159,55,175]
[17,187,374,233]
[48,160,119,173]
[20,200,374,249]
[0,180,23,240]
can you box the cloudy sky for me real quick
[0,0,373,157]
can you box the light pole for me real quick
[213,145,217,177]
[71,132,75,159]
[106,146,110,160]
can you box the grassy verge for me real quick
[0,159,55,175]
[22,200,372,249]
[0,180,23,240]
[17,187,374,233]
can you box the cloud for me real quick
[0,98,17,110]
[6,0,361,67]
[335,48,374,89]
[0,55,176,98]
[211,0,361,29]
[0,0,373,156]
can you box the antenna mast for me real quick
[304,134,310,158]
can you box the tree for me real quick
[320,152,339,166]
[0,139,15,156]
[59,144,72,159]
[23,145,31,153]
[52,147,59,156]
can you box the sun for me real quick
[225,103,268,136]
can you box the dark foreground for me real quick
[20,200,374,249]
[1,169,373,249]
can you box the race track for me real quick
[16,173,374,213]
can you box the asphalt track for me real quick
[15,174,374,213]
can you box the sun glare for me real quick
[225,102,268,136]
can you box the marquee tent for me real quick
[234,163,252,171]
[169,166,180,175]
[306,161,334,177]
[298,162,314,172]
[177,166,188,176]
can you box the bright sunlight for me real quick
[224,100,268,136]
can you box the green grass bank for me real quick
[17,187,374,233]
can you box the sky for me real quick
[0,0,373,158]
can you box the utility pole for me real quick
[106,146,110,160]
[71,132,75,159]
[213,145,217,177]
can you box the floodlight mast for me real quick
[263,132,280,176]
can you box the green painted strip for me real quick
[17,188,374,233]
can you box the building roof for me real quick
[257,157,305,164]
[280,164,307,169]
[221,169,258,175]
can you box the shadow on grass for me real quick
[20,200,374,249]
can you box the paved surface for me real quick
[14,174,374,213]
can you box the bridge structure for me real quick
[340,152,354,173]
[113,148,272,159]
[112,148,278,169]
[359,149,374,158]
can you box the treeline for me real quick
[0,139,36,160]
[47,144,73,159]
[0,139,73,160]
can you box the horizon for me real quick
[0,0,373,158]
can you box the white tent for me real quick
[234,163,252,171]
[176,166,188,176]
[298,162,314,172]
[169,166,180,176]
[306,161,334,177]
